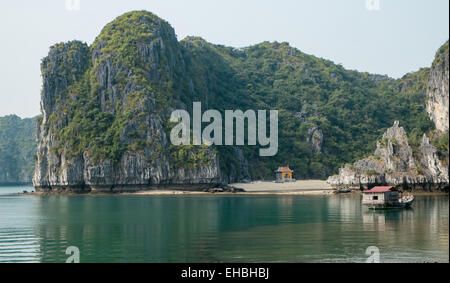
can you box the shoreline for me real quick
[25,190,448,197]
[28,190,337,197]
[27,180,336,196]
[19,180,449,197]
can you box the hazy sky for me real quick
[0,0,448,118]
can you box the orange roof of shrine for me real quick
[276,166,294,173]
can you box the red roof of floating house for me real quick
[276,166,294,173]
[363,186,395,193]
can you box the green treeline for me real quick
[0,115,37,184]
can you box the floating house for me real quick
[362,186,414,210]
[275,166,295,183]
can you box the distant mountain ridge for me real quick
[0,115,37,185]
[28,11,447,192]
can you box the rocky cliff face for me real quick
[427,41,449,132]
[327,121,449,191]
[32,11,448,192]
[33,12,223,192]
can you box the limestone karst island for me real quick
[4,11,441,194]
[0,4,449,265]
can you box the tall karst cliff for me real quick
[34,12,222,192]
[33,11,447,192]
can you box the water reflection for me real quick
[0,194,42,263]
[0,191,448,263]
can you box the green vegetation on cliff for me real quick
[44,13,173,164]
[180,39,436,178]
[39,11,444,181]
[433,40,449,69]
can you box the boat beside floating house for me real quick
[362,186,414,210]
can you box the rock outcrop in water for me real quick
[327,121,449,191]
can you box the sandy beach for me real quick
[129,180,335,196]
[27,180,448,196]
[230,180,334,194]
[27,180,335,196]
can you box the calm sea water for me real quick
[0,186,448,263]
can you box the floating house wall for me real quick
[362,191,399,205]
[363,193,385,205]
